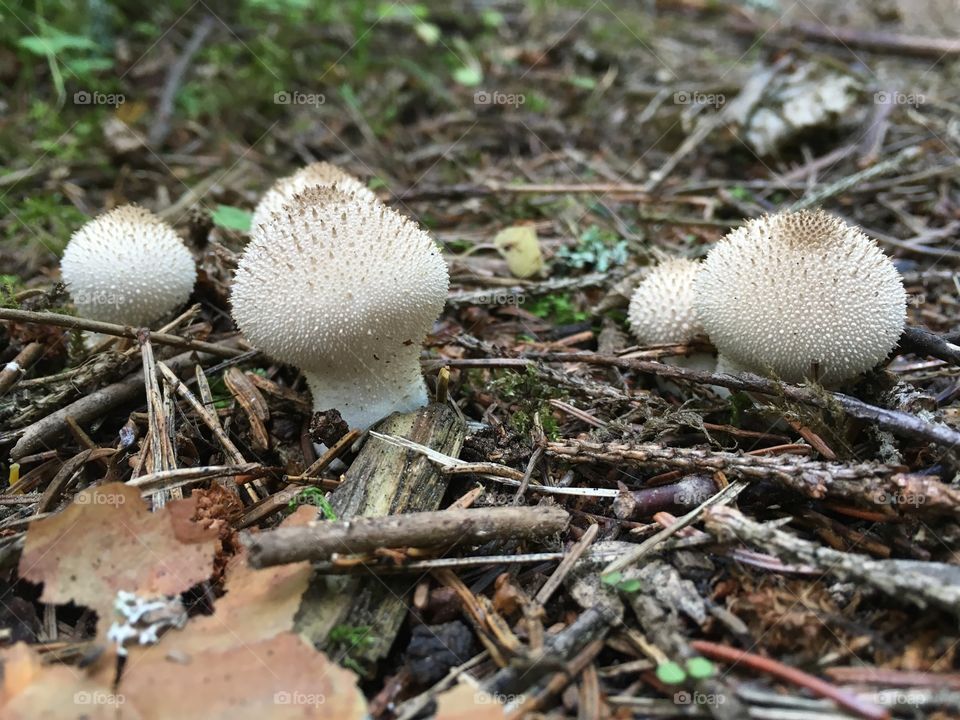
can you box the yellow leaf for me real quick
[493,225,544,279]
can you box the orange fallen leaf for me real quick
[125,504,315,660]
[18,483,218,634]
[0,644,127,720]
[120,632,365,720]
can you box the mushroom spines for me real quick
[231,186,448,373]
[250,162,377,232]
[694,209,906,384]
[628,258,703,345]
[60,204,196,326]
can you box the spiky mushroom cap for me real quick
[60,205,196,326]
[231,186,449,430]
[251,162,377,232]
[628,258,704,345]
[694,209,906,384]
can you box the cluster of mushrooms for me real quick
[628,209,907,386]
[59,162,448,432]
[59,165,907,438]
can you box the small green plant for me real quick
[329,624,375,673]
[655,657,717,685]
[526,295,588,325]
[288,486,337,520]
[489,366,565,438]
[4,193,88,253]
[601,571,642,593]
[557,225,629,272]
[211,205,253,233]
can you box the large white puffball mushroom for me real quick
[60,205,197,326]
[251,162,377,232]
[231,186,449,431]
[694,209,906,385]
[628,258,704,345]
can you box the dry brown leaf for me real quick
[435,682,508,720]
[120,632,365,720]
[18,483,218,633]
[125,504,315,660]
[0,644,127,720]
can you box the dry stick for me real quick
[148,14,216,147]
[158,361,251,500]
[0,308,245,359]
[10,344,238,460]
[531,351,960,450]
[157,362,245,464]
[603,480,748,576]
[192,364,242,496]
[897,325,960,367]
[446,272,607,309]
[244,505,569,568]
[509,639,605,719]
[127,462,267,493]
[0,342,44,395]
[137,332,175,489]
[298,429,363,478]
[789,145,922,211]
[691,640,889,720]
[787,20,960,58]
[395,182,655,202]
[534,522,599,606]
[704,505,960,620]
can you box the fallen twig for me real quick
[692,639,889,720]
[244,504,569,567]
[0,308,246,359]
[529,351,960,450]
[704,505,960,620]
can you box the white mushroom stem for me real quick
[302,345,428,431]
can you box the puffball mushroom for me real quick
[694,209,906,385]
[628,258,704,346]
[60,205,197,326]
[231,186,449,431]
[251,162,377,232]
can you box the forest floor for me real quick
[1,1,960,718]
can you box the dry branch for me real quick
[9,343,238,460]
[244,505,569,567]
[704,505,960,620]
[0,307,245,359]
[531,351,960,449]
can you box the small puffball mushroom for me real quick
[628,258,704,345]
[251,162,377,232]
[60,205,197,326]
[231,186,449,431]
[694,209,906,385]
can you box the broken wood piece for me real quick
[244,504,569,567]
[293,403,465,676]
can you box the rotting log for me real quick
[294,403,465,676]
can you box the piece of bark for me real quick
[294,403,465,675]
[245,505,569,567]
